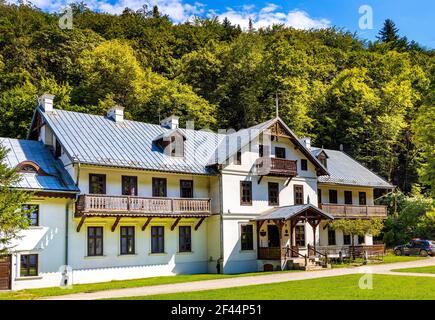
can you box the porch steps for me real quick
[286,257,331,271]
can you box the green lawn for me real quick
[122,274,435,300]
[0,270,299,300]
[392,265,435,274]
[332,252,426,268]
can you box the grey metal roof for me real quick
[254,204,334,221]
[311,147,394,189]
[39,109,226,175]
[0,138,79,192]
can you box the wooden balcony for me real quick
[76,194,211,217]
[319,203,387,219]
[255,157,297,177]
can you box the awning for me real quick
[253,204,334,221]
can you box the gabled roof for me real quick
[253,204,334,221]
[0,138,79,193]
[35,109,225,175]
[208,117,329,176]
[311,147,394,189]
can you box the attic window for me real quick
[154,130,185,158]
[170,135,184,157]
[317,153,327,168]
[16,161,47,175]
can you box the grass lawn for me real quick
[0,270,300,300]
[392,265,435,274]
[122,274,435,300]
[332,252,426,268]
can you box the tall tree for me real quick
[377,19,400,43]
[0,145,31,255]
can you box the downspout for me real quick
[218,166,224,274]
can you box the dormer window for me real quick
[316,150,328,168]
[153,129,186,158]
[16,161,47,175]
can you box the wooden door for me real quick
[0,255,11,290]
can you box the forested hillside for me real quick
[0,2,433,197]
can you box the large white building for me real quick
[0,94,393,290]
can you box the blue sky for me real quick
[11,0,435,47]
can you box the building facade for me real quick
[0,94,393,290]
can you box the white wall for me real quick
[11,197,71,290]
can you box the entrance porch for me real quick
[253,204,334,271]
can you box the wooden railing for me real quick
[317,244,385,258]
[255,157,297,177]
[319,203,387,219]
[76,194,211,215]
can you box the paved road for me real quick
[46,257,435,300]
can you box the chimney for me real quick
[107,105,124,122]
[38,93,55,113]
[160,115,179,129]
[300,137,311,150]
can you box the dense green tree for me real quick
[0,145,31,255]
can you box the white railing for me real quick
[77,194,210,214]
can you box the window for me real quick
[329,190,338,204]
[151,226,165,253]
[241,225,253,250]
[268,182,279,206]
[358,235,365,244]
[179,226,191,252]
[169,135,184,157]
[294,185,304,205]
[235,138,241,165]
[240,181,252,205]
[152,178,167,197]
[259,144,264,157]
[295,225,305,247]
[55,139,62,158]
[120,226,135,255]
[87,227,103,256]
[359,192,367,205]
[180,180,193,198]
[89,174,106,194]
[301,159,308,171]
[318,153,327,168]
[344,191,353,205]
[20,254,38,277]
[318,189,322,204]
[122,176,137,196]
[328,229,336,245]
[343,234,351,245]
[22,204,39,226]
[275,147,286,159]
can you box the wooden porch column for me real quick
[307,218,321,252]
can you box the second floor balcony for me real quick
[255,157,298,177]
[76,194,211,217]
[319,203,387,219]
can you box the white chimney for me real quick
[38,93,55,113]
[300,137,311,150]
[160,115,179,129]
[107,105,124,122]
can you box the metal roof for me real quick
[311,147,394,189]
[253,204,334,221]
[0,138,79,192]
[39,109,226,175]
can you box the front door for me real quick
[0,255,11,290]
[268,225,280,247]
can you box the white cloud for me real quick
[216,4,330,30]
[7,1,330,29]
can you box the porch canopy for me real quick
[253,204,334,254]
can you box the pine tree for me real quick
[152,5,160,18]
[377,19,400,43]
[248,18,254,32]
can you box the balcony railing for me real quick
[76,194,211,216]
[255,157,298,177]
[319,203,387,219]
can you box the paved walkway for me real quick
[46,257,435,300]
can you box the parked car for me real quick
[394,239,435,257]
